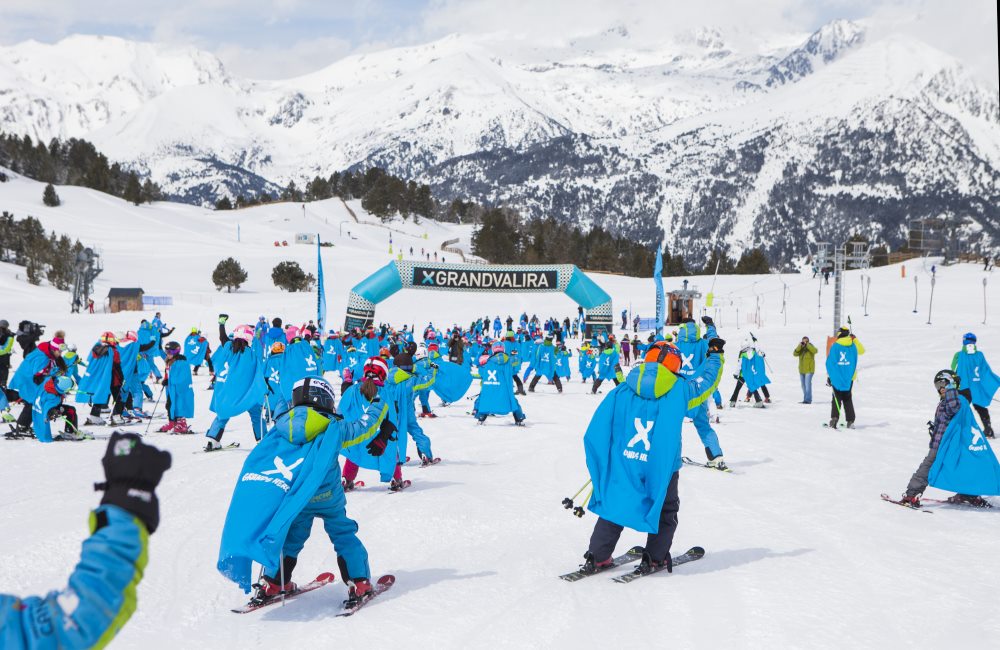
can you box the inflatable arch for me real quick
[344,261,613,336]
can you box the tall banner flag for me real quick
[316,234,327,332]
[654,245,665,336]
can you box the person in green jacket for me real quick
[793,336,818,403]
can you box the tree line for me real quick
[0,133,162,206]
[0,211,89,288]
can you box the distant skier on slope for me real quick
[217,376,394,610]
[0,432,170,648]
[576,337,725,576]
[951,332,998,439]
[897,370,1000,508]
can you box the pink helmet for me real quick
[124,330,138,342]
[492,342,505,354]
[285,325,299,343]
[233,325,255,343]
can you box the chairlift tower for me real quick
[71,247,102,312]
[814,241,870,335]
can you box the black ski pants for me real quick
[512,374,525,394]
[959,388,992,430]
[589,471,679,563]
[729,378,762,403]
[831,385,855,423]
[591,377,620,394]
[528,374,562,392]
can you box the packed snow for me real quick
[1,175,998,648]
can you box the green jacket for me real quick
[793,342,817,374]
[0,331,14,357]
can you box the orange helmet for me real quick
[100,331,117,345]
[270,341,286,354]
[644,341,681,373]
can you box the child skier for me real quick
[472,342,526,425]
[676,318,727,469]
[31,375,81,442]
[576,337,725,576]
[340,358,405,490]
[159,341,194,433]
[205,317,266,451]
[217,376,396,609]
[528,336,562,393]
[898,370,1000,508]
[951,333,998,439]
[729,342,768,408]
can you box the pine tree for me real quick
[271,261,315,292]
[735,248,770,274]
[123,172,143,205]
[140,179,160,203]
[215,196,234,211]
[42,183,61,207]
[472,209,520,262]
[212,257,248,292]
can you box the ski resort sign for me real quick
[345,261,612,335]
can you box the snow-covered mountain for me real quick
[1,21,997,265]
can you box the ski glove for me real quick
[94,431,172,534]
[366,418,397,457]
[707,338,726,354]
[701,316,714,326]
[218,313,229,324]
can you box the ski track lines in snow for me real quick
[2,180,1000,647]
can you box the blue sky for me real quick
[0,0,995,81]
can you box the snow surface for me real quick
[2,175,999,648]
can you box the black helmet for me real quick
[292,376,337,414]
[164,341,181,355]
[933,369,959,391]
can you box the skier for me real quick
[159,341,194,433]
[621,309,628,330]
[390,352,437,466]
[340,358,405,490]
[492,316,502,339]
[951,333,997,438]
[528,336,562,393]
[184,328,211,375]
[590,339,622,394]
[578,342,597,383]
[31,375,81,442]
[0,432,170,648]
[0,319,13,386]
[826,326,864,428]
[897,370,999,507]
[217,376,395,609]
[621,337,631,366]
[576,337,725,576]
[793,336,818,404]
[472,342,526,425]
[413,348,439,418]
[729,341,769,408]
[205,316,266,451]
[9,329,68,433]
[676,318,727,469]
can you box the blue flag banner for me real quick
[654,246,665,336]
[317,234,327,332]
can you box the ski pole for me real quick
[573,486,594,518]
[562,479,592,510]
[144,385,165,436]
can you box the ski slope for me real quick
[1,173,998,648]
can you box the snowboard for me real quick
[681,456,733,473]
[231,572,336,614]
[559,546,644,582]
[337,575,396,617]
[612,546,706,583]
[880,493,933,514]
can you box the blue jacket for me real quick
[218,403,387,591]
[476,352,522,417]
[0,505,148,649]
[554,348,572,379]
[676,322,708,378]
[427,352,473,403]
[31,378,69,443]
[929,395,1000,496]
[597,347,620,381]
[9,347,55,404]
[584,357,723,533]
[579,349,597,379]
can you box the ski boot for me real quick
[344,578,373,608]
[251,576,297,604]
[1,410,15,423]
[729,401,737,408]
[828,418,839,428]
[158,421,177,433]
[985,425,995,439]
[636,551,672,576]
[204,438,222,452]
[706,456,729,471]
[388,478,408,492]
[580,551,614,575]
[342,478,358,492]
[108,414,129,426]
[899,493,921,508]
[715,402,724,410]
[753,401,766,409]
[514,417,526,427]
[947,494,991,508]
[845,421,856,429]
[86,415,107,426]
[418,454,436,467]
[172,418,193,434]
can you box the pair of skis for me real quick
[232,573,395,616]
[559,546,705,583]
[881,493,993,512]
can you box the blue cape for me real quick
[955,351,1000,408]
[184,335,209,366]
[825,341,858,392]
[929,397,1000,496]
[210,342,265,418]
[740,352,770,393]
[429,356,473,403]
[533,343,557,378]
[75,346,113,405]
[165,359,195,418]
[476,353,522,417]
[9,348,51,403]
[340,385,401,481]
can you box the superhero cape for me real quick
[955,351,1000,408]
[210,343,265,418]
[929,397,1000,496]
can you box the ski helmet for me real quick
[270,341,286,354]
[100,331,117,345]
[414,348,427,363]
[123,330,137,342]
[291,376,337,415]
[933,369,960,391]
[363,357,389,385]
[963,332,977,345]
[165,341,181,356]
[492,342,505,354]
[428,342,439,353]
[191,327,200,335]
[644,341,682,373]
[55,375,73,393]
[233,325,255,343]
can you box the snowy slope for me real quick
[1,22,996,263]
[1,179,999,648]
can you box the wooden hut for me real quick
[107,288,144,313]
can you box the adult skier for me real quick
[528,336,563,393]
[205,316,266,450]
[0,432,170,649]
[472,342,526,425]
[826,326,865,428]
[897,370,1000,507]
[951,333,997,438]
[676,318,727,469]
[217,376,394,609]
[159,341,195,433]
[576,337,726,576]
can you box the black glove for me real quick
[94,432,172,534]
[366,418,397,456]
[161,377,168,387]
[701,316,714,326]
[429,362,440,370]
[927,421,934,439]
[707,338,726,354]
